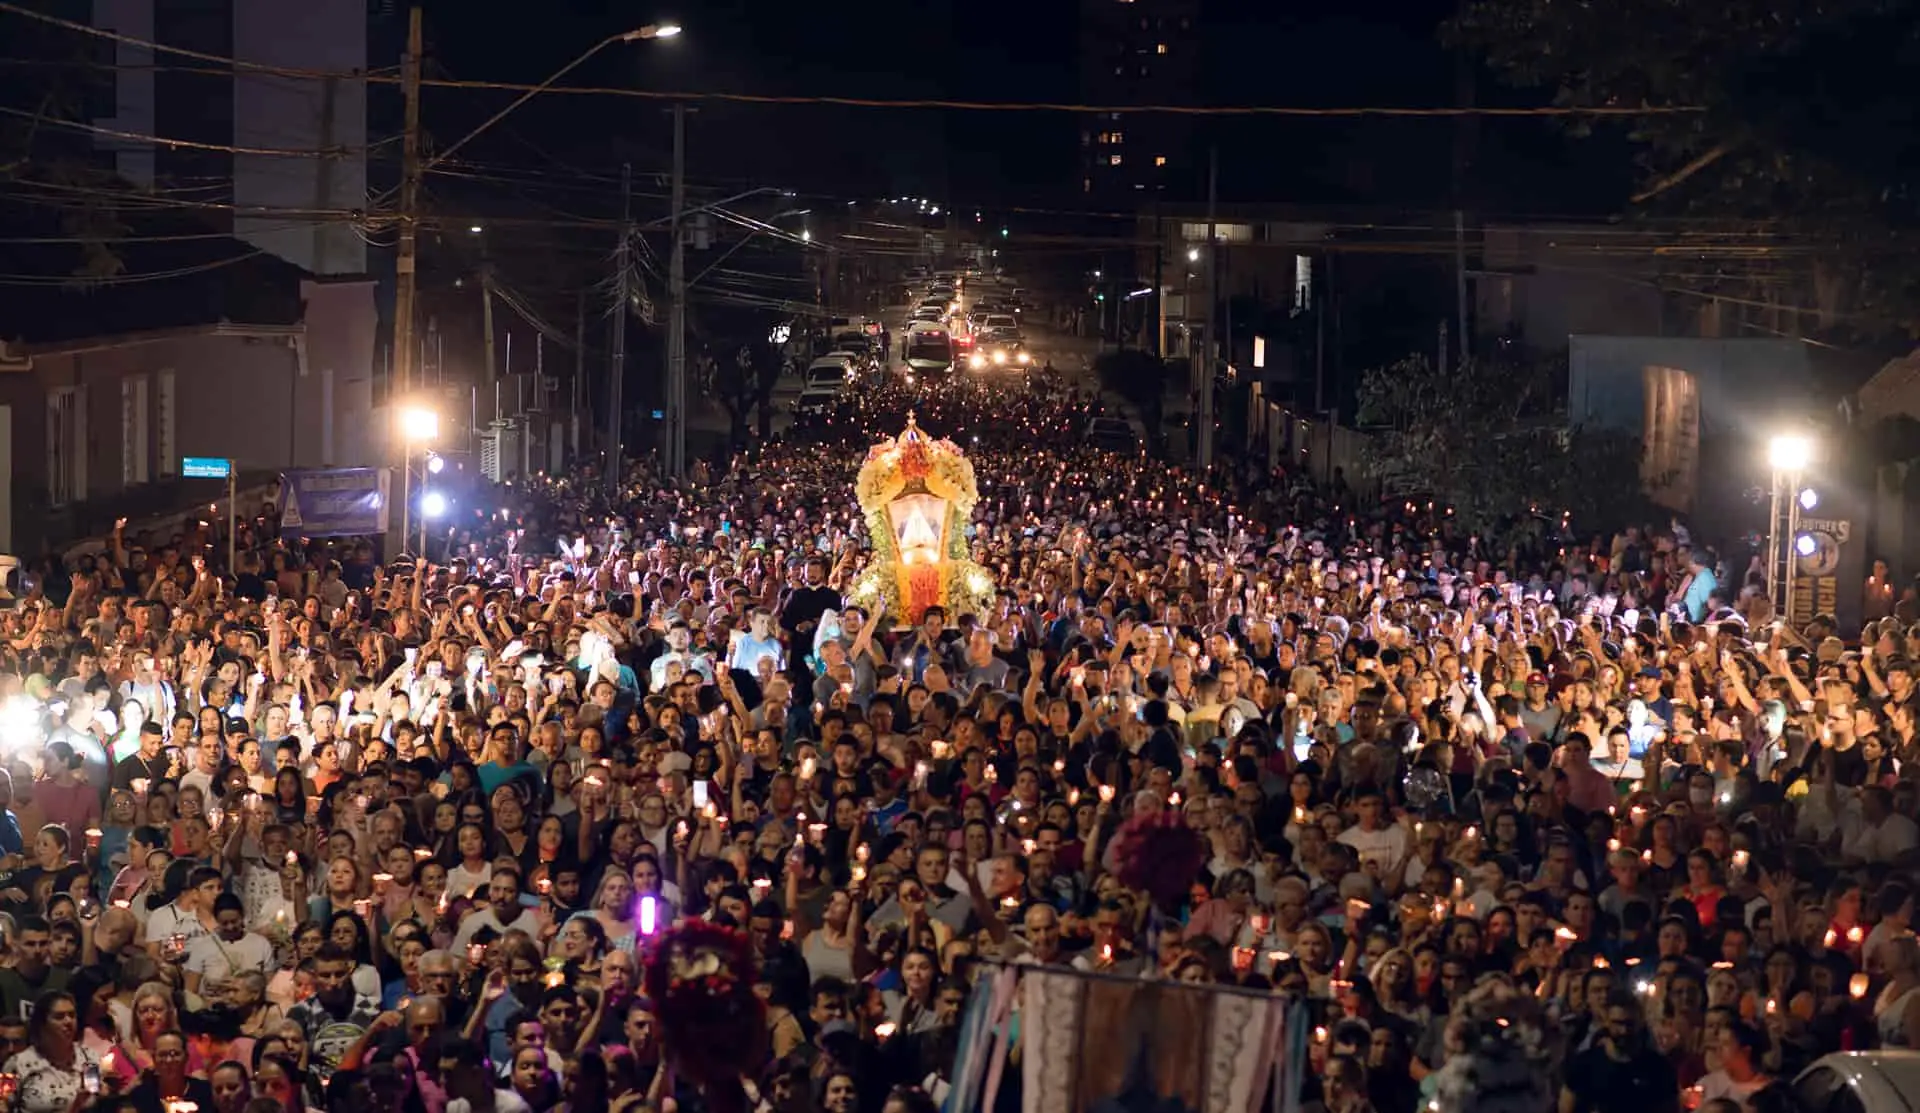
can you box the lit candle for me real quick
[1851,973,1870,999]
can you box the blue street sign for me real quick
[182,456,232,479]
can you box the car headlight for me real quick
[969,354,986,369]
[992,351,1007,365]
[1017,352,1030,364]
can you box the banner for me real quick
[1015,968,1299,1113]
[279,468,390,538]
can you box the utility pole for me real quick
[666,103,688,478]
[606,163,631,495]
[393,8,423,396]
[480,263,498,404]
[1152,203,1165,357]
[1197,146,1218,470]
[572,288,585,463]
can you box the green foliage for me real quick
[1448,0,1920,343]
[1355,351,1650,533]
[1092,348,1176,439]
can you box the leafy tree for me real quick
[1448,0,1920,344]
[1093,349,1176,446]
[1355,351,1650,534]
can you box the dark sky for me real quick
[403,0,1619,217]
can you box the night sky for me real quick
[404,0,1620,215]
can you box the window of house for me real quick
[1156,43,1168,54]
[1155,155,1167,167]
[47,386,85,507]
[157,369,176,477]
[1110,155,1123,166]
[1294,254,1313,315]
[122,374,150,485]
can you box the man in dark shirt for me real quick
[1562,990,1680,1113]
[112,721,172,793]
[779,556,840,643]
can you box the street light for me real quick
[1767,434,1812,471]
[396,406,439,555]
[1187,247,1200,262]
[1764,430,1819,623]
[399,407,440,443]
[427,22,683,174]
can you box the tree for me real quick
[1448,0,1920,345]
[1093,349,1177,447]
[1355,350,1649,534]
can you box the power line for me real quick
[0,104,376,159]
[0,248,267,285]
[0,1,1700,121]
[0,1,396,82]
[381,77,1702,118]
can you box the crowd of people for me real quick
[0,365,1908,1113]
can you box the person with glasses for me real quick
[122,1028,216,1112]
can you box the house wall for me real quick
[1,330,304,553]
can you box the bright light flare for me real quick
[399,406,440,442]
[1767,433,1812,471]
[421,491,449,519]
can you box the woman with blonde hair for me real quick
[120,981,204,1075]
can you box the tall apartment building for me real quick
[1077,0,1200,199]
[89,0,387,275]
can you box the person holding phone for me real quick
[0,991,103,1113]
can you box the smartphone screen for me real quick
[692,780,710,809]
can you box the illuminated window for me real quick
[1083,178,1092,192]
[1111,131,1123,143]
[1156,43,1168,54]
[1110,154,1123,166]
[1154,155,1167,166]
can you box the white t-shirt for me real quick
[1337,823,1409,875]
[145,902,210,952]
[446,863,493,901]
[185,931,275,985]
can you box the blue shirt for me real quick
[1683,566,1719,622]
[0,810,22,857]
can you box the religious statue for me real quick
[849,414,996,622]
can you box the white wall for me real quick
[231,0,368,275]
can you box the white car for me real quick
[1794,1050,1920,1113]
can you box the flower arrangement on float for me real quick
[849,414,996,621]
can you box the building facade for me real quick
[1078,0,1200,199]
[89,0,377,275]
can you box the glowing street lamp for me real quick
[399,407,439,443]
[397,405,440,555]
[1767,433,1812,471]
[1764,430,1819,622]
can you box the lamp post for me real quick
[398,406,440,557]
[423,22,681,175]
[1766,433,1815,622]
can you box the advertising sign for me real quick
[278,468,389,538]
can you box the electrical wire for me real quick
[0,104,376,159]
[0,1,399,82]
[0,248,267,285]
[0,0,1699,120]
[382,77,1701,118]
